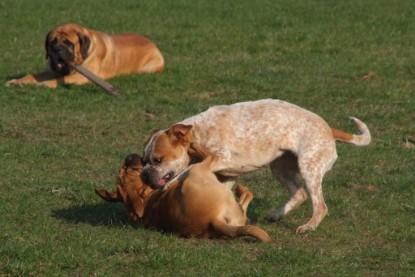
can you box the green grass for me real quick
[1,0,415,276]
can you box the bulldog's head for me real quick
[95,153,154,221]
[141,124,193,189]
[45,23,91,75]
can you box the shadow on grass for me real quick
[52,202,136,227]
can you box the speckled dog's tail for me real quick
[331,117,371,146]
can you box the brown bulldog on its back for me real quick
[6,23,164,88]
[95,152,271,242]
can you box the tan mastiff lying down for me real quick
[6,23,164,88]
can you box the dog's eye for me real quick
[153,157,163,164]
[63,39,73,48]
[50,38,58,45]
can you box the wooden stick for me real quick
[70,64,121,96]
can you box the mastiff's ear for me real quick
[78,33,91,59]
[44,31,52,59]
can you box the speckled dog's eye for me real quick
[153,158,162,164]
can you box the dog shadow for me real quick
[52,202,136,227]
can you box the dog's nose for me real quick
[140,169,150,184]
[55,46,66,54]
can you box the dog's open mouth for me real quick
[158,172,174,186]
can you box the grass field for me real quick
[1,0,415,276]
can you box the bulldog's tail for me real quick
[211,220,271,242]
[331,117,371,146]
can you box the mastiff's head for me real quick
[45,23,91,75]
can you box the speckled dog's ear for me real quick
[165,124,193,147]
[169,124,192,139]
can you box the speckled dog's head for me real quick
[141,124,193,189]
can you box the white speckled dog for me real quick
[141,99,371,234]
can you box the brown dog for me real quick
[5,23,164,88]
[95,152,271,242]
[95,154,152,221]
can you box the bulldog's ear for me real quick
[170,124,193,140]
[94,188,122,202]
[44,31,52,59]
[78,33,91,59]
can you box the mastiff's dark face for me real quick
[45,26,91,75]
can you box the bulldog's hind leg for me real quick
[267,151,308,222]
[235,185,254,221]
